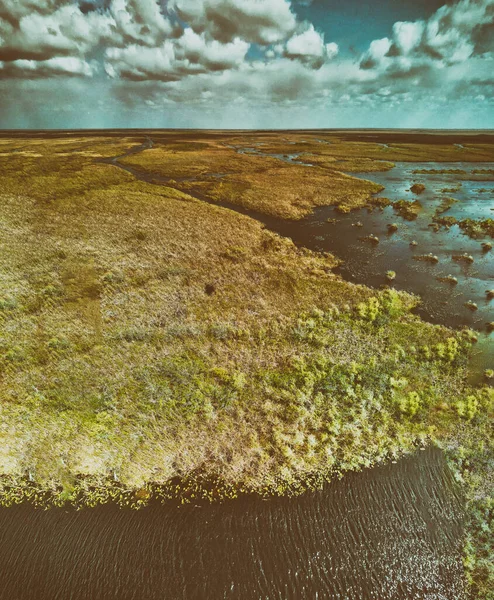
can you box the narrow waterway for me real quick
[0,448,465,600]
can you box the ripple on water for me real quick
[0,448,465,600]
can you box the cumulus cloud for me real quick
[285,25,339,68]
[168,0,297,44]
[0,0,492,128]
[361,0,494,75]
[109,0,174,46]
[105,28,249,80]
[178,28,249,69]
[0,55,96,77]
[0,1,68,25]
[360,38,392,70]
[0,3,114,61]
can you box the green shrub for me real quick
[456,395,479,420]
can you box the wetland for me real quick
[0,129,492,599]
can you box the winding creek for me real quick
[3,138,490,599]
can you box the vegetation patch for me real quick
[433,216,458,229]
[458,218,494,239]
[368,197,392,209]
[410,183,426,194]
[392,199,422,220]
[436,196,459,215]
[413,168,467,175]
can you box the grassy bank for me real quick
[0,133,492,597]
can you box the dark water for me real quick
[222,151,494,381]
[294,162,494,381]
[0,448,465,600]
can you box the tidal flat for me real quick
[0,130,492,598]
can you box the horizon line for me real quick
[1,127,494,133]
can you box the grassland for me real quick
[0,131,492,597]
[119,132,494,219]
[120,139,385,218]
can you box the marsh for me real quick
[0,129,492,599]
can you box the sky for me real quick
[0,0,493,129]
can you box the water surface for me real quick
[236,159,494,381]
[0,448,465,600]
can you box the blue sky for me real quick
[293,0,448,54]
[0,0,493,128]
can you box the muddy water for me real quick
[0,448,465,600]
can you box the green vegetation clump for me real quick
[472,169,494,175]
[453,253,474,264]
[458,218,494,239]
[443,387,493,600]
[437,275,458,285]
[435,197,459,215]
[413,169,467,175]
[413,253,439,264]
[393,199,422,220]
[433,215,458,229]
[368,197,392,209]
[410,183,426,194]
[363,234,380,244]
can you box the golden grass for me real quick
[0,133,490,511]
[121,140,384,219]
[120,132,494,219]
[229,133,494,162]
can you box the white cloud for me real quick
[0,1,68,23]
[178,28,249,70]
[110,0,173,46]
[360,37,392,69]
[168,0,297,44]
[361,0,494,73]
[105,29,249,80]
[0,55,96,77]
[392,21,424,55]
[105,42,179,81]
[286,26,325,57]
[285,25,339,68]
[0,4,114,60]
[325,42,339,60]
